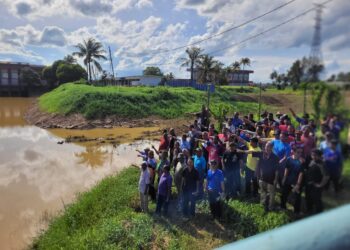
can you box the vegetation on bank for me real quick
[39,82,264,120]
[31,167,290,250]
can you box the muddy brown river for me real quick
[0,98,159,250]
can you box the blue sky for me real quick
[0,0,349,82]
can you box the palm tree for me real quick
[240,57,251,70]
[180,47,203,83]
[63,54,77,64]
[231,61,241,72]
[73,38,107,82]
[196,54,220,83]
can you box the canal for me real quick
[0,98,159,250]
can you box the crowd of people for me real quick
[137,105,346,219]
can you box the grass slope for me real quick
[31,167,290,250]
[39,82,263,119]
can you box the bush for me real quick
[56,64,87,84]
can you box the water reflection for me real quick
[0,98,159,250]
[0,98,32,126]
[75,145,108,168]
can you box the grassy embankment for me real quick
[31,167,290,250]
[39,82,267,120]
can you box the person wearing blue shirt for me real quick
[323,140,343,192]
[206,160,225,219]
[193,148,207,198]
[180,134,191,152]
[231,112,243,129]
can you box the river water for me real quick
[0,98,159,250]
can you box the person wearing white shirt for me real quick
[139,162,150,212]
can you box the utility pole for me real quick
[108,46,115,84]
[258,82,262,117]
[207,83,211,109]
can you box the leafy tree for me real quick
[324,85,342,115]
[311,83,326,122]
[20,68,41,86]
[42,66,55,86]
[270,70,278,84]
[287,60,304,89]
[41,60,65,87]
[64,54,77,64]
[240,57,251,70]
[307,64,324,82]
[336,72,350,81]
[73,38,107,82]
[165,72,175,80]
[197,54,220,83]
[56,63,87,84]
[180,46,203,83]
[142,66,163,76]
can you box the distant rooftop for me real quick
[0,61,45,68]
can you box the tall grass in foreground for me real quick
[31,167,289,250]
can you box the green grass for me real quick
[31,167,290,250]
[39,82,266,119]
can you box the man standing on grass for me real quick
[323,139,343,193]
[304,149,330,214]
[156,165,172,216]
[139,162,150,212]
[256,142,279,211]
[206,160,225,219]
[193,148,207,198]
[181,159,200,217]
[222,142,243,199]
[281,147,305,214]
[236,136,261,197]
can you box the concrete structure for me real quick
[115,75,162,86]
[0,61,46,96]
[226,70,254,86]
[190,68,254,86]
[219,204,350,250]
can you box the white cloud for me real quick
[136,0,153,9]
[2,0,139,19]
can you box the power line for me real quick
[148,0,334,66]
[148,0,298,54]
[207,0,333,56]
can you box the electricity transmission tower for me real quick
[304,3,325,114]
[309,3,324,66]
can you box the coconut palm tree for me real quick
[240,57,251,70]
[63,54,77,64]
[231,61,241,72]
[197,54,220,83]
[180,46,203,83]
[73,38,107,82]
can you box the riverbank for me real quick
[24,81,311,130]
[31,167,290,250]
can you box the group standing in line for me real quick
[137,105,345,219]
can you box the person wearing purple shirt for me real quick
[156,165,172,215]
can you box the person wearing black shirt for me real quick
[222,142,243,199]
[305,149,330,214]
[181,159,200,217]
[281,147,305,214]
[256,142,279,211]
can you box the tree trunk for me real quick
[88,62,92,82]
[190,61,194,84]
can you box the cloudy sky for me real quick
[0,0,349,82]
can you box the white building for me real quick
[115,75,162,86]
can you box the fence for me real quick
[166,79,215,93]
